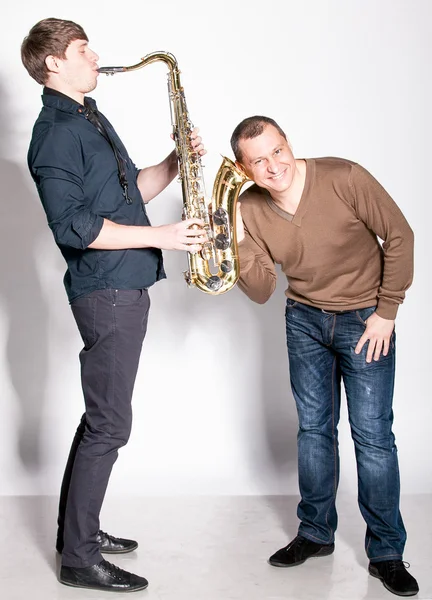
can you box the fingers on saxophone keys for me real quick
[184,217,205,229]
[184,225,207,252]
[190,127,207,156]
[186,233,208,247]
[186,244,203,254]
[191,140,206,156]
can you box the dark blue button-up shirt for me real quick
[28,89,166,301]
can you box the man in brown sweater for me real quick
[231,116,418,597]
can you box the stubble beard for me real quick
[84,78,98,93]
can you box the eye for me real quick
[254,159,262,165]
[275,148,281,155]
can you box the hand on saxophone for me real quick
[189,127,207,156]
[170,127,207,156]
[152,218,208,252]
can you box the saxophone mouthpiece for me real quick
[97,66,126,75]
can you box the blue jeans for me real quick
[285,298,406,562]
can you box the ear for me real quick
[45,55,61,74]
[235,160,247,175]
[235,160,253,183]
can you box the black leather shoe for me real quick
[369,560,419,597]
[269,535,335,567]
[56,530,138,555]
[60,559,148,592]
[97,530,138,554]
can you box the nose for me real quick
[90,48,100,62]
[267,157,278,173]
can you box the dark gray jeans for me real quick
[57,288,150,568]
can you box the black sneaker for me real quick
[369,560,419,597]
[97,530,138,554]
[57,530,138,555]
[269,535,335,567]
[60,559,148,592]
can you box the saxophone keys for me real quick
[205,276,223,292]
[183,271,193,286]
[212,207,228,226]
[200,243,213,261]
[214,233,229,251]
[220,260,233,273]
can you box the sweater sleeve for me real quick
[237,225,277,304]
[30,125,104,250]
[348,164,414,319]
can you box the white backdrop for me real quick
[0,0,430,496]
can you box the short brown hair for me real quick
[21,18,88,85]
[230,116,287,162]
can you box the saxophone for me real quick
[98,52,250,294]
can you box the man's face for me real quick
[238,125,296,196]
[54,39,99,94]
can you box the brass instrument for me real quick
[98,51,250,294]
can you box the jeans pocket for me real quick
[112,289,147,306]
[355,306,377,326]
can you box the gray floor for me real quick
[0,494,430,600]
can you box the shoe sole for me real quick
[269,544,335,568]
[369,565,419,597]
[101,543,139,554]
[57,543,139,555]
[59,579,148,593]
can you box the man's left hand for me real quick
[354,312,395,363]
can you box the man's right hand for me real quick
[152,218,207,252]
[236,202,245,243]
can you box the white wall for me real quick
[0,0,430,496]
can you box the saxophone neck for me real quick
[98,51,181,88]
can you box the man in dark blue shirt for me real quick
[22,17,206,593]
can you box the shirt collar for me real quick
[42,86,97,114]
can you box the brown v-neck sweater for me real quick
[237,157,414,320]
